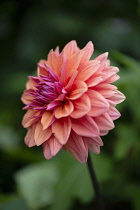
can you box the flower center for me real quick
[27,75,67,110]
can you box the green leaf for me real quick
[15,161,59,209]
[50,152,113,210]
[0,126,19,150]
[0,197,28,210]
[125,184,140,210]
[112,51,140,73]
[90,153,113,182]
[114,124,138,160]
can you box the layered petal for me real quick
[95,52,108,63]
[47,49,58,70]
[102,72,120,83]
[52,51,65,76]
[34,122,52,146]
[94,83,117,98]
[55,100,74,118]
[21,90,35,104]
[66,131,88,163]
[76,61,100,81]
[100,66,120,84]
[107,105,121,120]
[37,62,48,77]
[24,124,36,147]
[22,109,39,128]
[54,46,59,55]
[66,51,84,72]
[26,77,37,90]
[107,90,126,104]
[43,136,62,159]
[41,111,54,130]
[71,115,99,137]
[94,113,114,132]
[83,137,102,154]
[86,72,104,87]
[80,41,94,62]
[65,70,78,91]
[95,83,117,91]
[68,80,88,100]
[47,50,65,76]
[52,117,71,144]
[83,136,103,146]
[88,144,100,154]
[70,93,91,118]
[87,89,109,117]
[62,40,79,59]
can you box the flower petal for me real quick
[83,136,101,154]
[59,62,66,86]
[80,41,94,62]
[107,105,121,120]
[68,80,88,100]
[22,109,39,128]
[62,40,79,59]
[54,46,59,55]
[76,61,100,81]
[95,83,117,91]
[101,69,120,83]
[87,89,109,117]
[71,115,99,137]
[108,90,126,104]
[21,90,34,104]
[66,51,84,72]
[67,147,88,163]
[92,136,103,146]
[102,72,120,83]
[86,74,103,87]
[24,124,36,147]
[37,62,48,77]
[105,74,120,83]
[94,83,117,98]
[94,52,108,72]
[34,122,52,146]
[47,49,58,70]
[44,63,59,81]
[88,144,100,154]
[54,51,65,76]
[83,136,103,146]
[70,93,91,118]
[52,117,71,144]
[41,111,54,130]
[100,130,109,136]
[94,113,114,132]
[95,52,108,62]
[47,100,61,110]
[66,131,88,163]
[55,100,74,118]
[65,70,78,91]
[26,77,37,90]
[43,136,62,159]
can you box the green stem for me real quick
[87,152,104,210]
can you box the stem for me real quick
[87,152,104,210]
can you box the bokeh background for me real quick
[0,0,140,209]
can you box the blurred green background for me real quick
[0,0,140,209]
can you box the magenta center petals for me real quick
[21,40,125,163]
[23,73,67,111]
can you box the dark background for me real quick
[0,0,140,210]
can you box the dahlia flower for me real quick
[21,41,125,163]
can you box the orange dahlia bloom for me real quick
[21,41,125,163]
